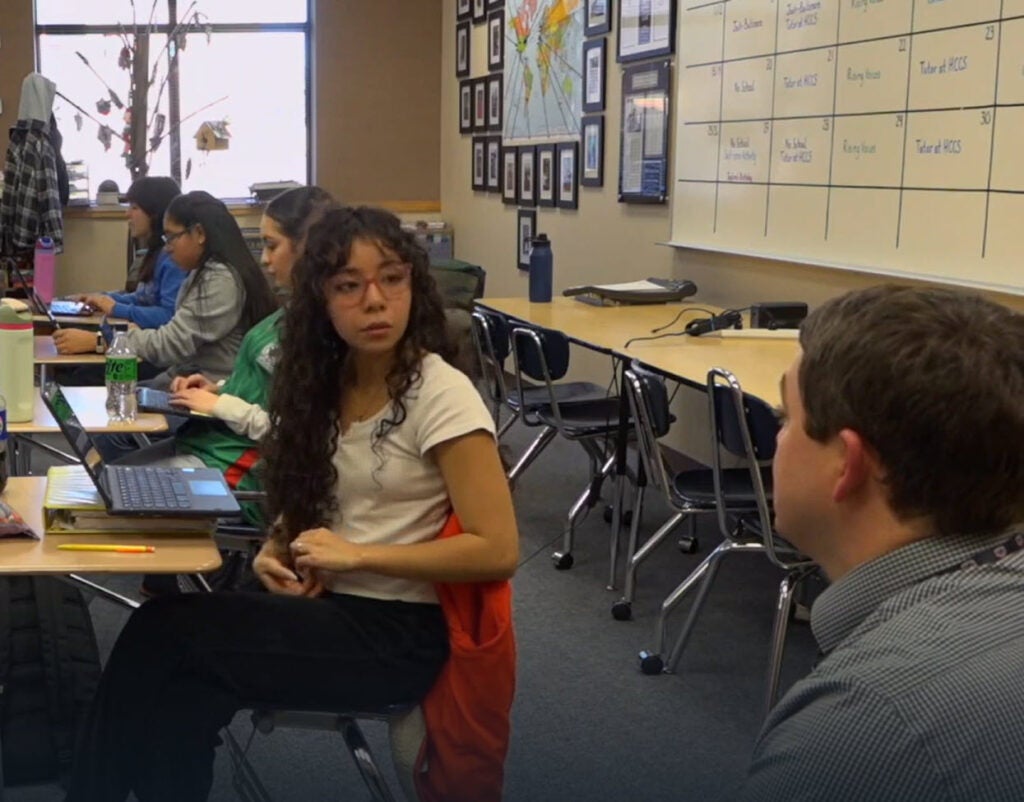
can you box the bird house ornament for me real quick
[194,120,230,151]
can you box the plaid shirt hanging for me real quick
[1,119,64,256]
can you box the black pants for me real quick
[65,591,448,802]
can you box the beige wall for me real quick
[0,0,35,135]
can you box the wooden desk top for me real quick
[32,313,108,327]
[34,336,106,365]
[8,386,169,435]
[476,296,797,404]
[0,478,222,575]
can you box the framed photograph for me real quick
[618,0,676,62]
[581,115,605,187]
[501,146,519,205]
[473,78,488,131]
[536,144,556,207]
[557,141,579,209]
[518,146,537,207]
[471,136,487,191]
[517,209,537,271]
[585,0,612,36]
[472,0,487,24]
[487,0,503,8]
[486,136,503,193]
[582,38,606,113]
[457,0,472,21]
[487,10,505,72]
[459,80,473,134]
[619,60,671,203]
[455,22,471,78]
[487,74,503,131]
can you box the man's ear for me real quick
[833,429,873,503]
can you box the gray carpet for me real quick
[5,419,819,802]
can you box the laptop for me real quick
[136,387,212,419]
[40,382,241,517]
[10,264,92,324]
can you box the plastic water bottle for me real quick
[105,332,138,423]
[34,236,56,305]
[0,304,34,422]
[528,233,553,303]
[0,394,8,494]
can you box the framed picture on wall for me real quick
[518,145,537,207]
[517,209,537,270]
[618,0,676,62]
[536,144,556,207]
[581,115,605,187]
[502,146,519,205]
[472,0,487,24]
[457,0,472,21]
[487,74,503,131]
[459,80,473,134]
[618,59,671,203]
[487,0,503,8]
[472,137,487,192]
[585,0,612,36]
[487,10,505,72]
[473,78,488,131]
[582,38,606,113]
[557,141,579,209]
[455,21,471,78]
[486,136,503,193]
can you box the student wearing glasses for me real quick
[66,205,519,801]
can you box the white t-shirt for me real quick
[322,353,496,604]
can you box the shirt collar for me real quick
[811,529,1017,654]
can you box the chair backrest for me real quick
[429,259,486,311]
[510,325,572,429]
[623,363,676,501]
[471,308,510,418]
[707,367,809,570]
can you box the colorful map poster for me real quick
[504,0,584,142]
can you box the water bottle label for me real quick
[0,409,6,442]
[105,357,138,383]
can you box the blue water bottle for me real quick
[528,233,553,303]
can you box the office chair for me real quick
[510,324,634,569]
[638,367,813,716]
[471,308,607,441]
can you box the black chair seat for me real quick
[508,381,610,412]
[673,466,773,507]
[533,397,624,436]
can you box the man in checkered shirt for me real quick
[738,285,1024,801]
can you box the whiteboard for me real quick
[669,0,1024,295]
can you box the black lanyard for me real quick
[932,531,1024,578]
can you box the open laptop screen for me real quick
[39,382,115,507]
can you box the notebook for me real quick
[136,387,212,419]
[40,382,241,518]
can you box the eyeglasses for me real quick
[162,226,191,246]
[331,263,412,307]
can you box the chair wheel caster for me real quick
[677,537,699,554]
[611,600,632,621]
[638,650,664,675]
[603,506,633,525]
[552,551,574,570]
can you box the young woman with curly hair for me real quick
[66,205,519,802]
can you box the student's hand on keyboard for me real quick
[82,293,114,315]
[170,373,218,393]
[169,387,220,415]
[53,327,97,354]
[254,540,324,597]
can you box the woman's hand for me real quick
[52,328,97,355]
[82,294,115,315]
[291,528,362,574]
[253,540,323,597]
[170,373,217,393]
[169,387,220,415]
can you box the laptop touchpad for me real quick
[189,480,229,496]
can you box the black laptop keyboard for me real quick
[113,467,193,510]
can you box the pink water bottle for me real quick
[34,236,56,304]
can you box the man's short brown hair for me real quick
[799,284,1024,536]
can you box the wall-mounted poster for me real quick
[618,60,670,204]
[617,0,675,62]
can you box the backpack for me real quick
[0,576,101,787]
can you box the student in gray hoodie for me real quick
[125,190,277,389]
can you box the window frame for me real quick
[34,0,313,201]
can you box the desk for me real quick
[34,336,106,385]
[32,313,110,328]
[476,297,796,403]
[0,477,221,576]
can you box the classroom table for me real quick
[8,386,170,475]
[0,476,221,608]
[32,312,110,328]
[34,335,106,385]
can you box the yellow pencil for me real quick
[57,544,155,554]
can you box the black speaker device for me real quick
[685,309,743,336]
[750,302,809,330]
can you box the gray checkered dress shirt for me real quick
[737,529,1024,801]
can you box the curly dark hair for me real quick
[262,205,455,541]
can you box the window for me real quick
[36,0,310,200]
